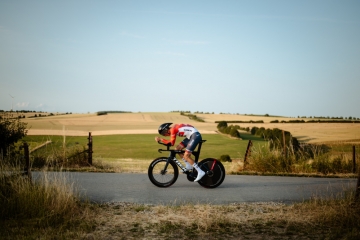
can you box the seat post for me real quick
[193,140,205,163]
[197,140,205,154]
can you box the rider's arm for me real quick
[159,126,177,146]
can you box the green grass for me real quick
[22,133,266,161]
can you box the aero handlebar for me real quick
[157,141,184,154]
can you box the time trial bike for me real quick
[148,140,225,188]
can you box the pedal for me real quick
[186,172,196,182]
[189,171,197,178]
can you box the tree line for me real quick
[216,121,300,151]
[180,112,205,122]
[216,121,241,138]
[96,111,132,115]
[270,119,360,123]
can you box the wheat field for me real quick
[20,112,360,143]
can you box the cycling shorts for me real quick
[181,132,202,153]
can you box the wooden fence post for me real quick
[23,142,32,181]
[244,140,252,169]
[356,166,360,202]
[353,146,356,174]
[87,132,93,165]
[354,145,360,203]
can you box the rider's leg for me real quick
[176,142,193,170]
[183,158,193,170]
[183,132,205,181]
[182,150,194,165]
[183,151,205,182]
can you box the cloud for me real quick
[16,102,29,108]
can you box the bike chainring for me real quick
[186,171,196,182]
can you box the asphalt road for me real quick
[32,172,357,205]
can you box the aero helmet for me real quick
[158,123,172,135]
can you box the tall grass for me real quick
[0,159,95,239]
[245,140,358,175]
[294,191,360,239]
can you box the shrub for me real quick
[0,113,28,157]
[219,154,232,162]
[223,126,231,134]
[229,128,240,138]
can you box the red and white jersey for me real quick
[161,123,199,146]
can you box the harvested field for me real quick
[19,112,360,143]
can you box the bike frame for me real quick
[158,140,206,173]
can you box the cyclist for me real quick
[155,122,205,182]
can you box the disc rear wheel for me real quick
[197,158,225,188]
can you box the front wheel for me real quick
[197,158,225,188]
[148,157,179,187]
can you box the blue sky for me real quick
[1,0,359,118]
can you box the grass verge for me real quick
[90,195,360,240]
[0,163,96,239]
[1,162,359,239]
[3,198,359,239]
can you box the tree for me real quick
[217,121,228,129]
[0,113,28,157]
[250,127,259,135]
